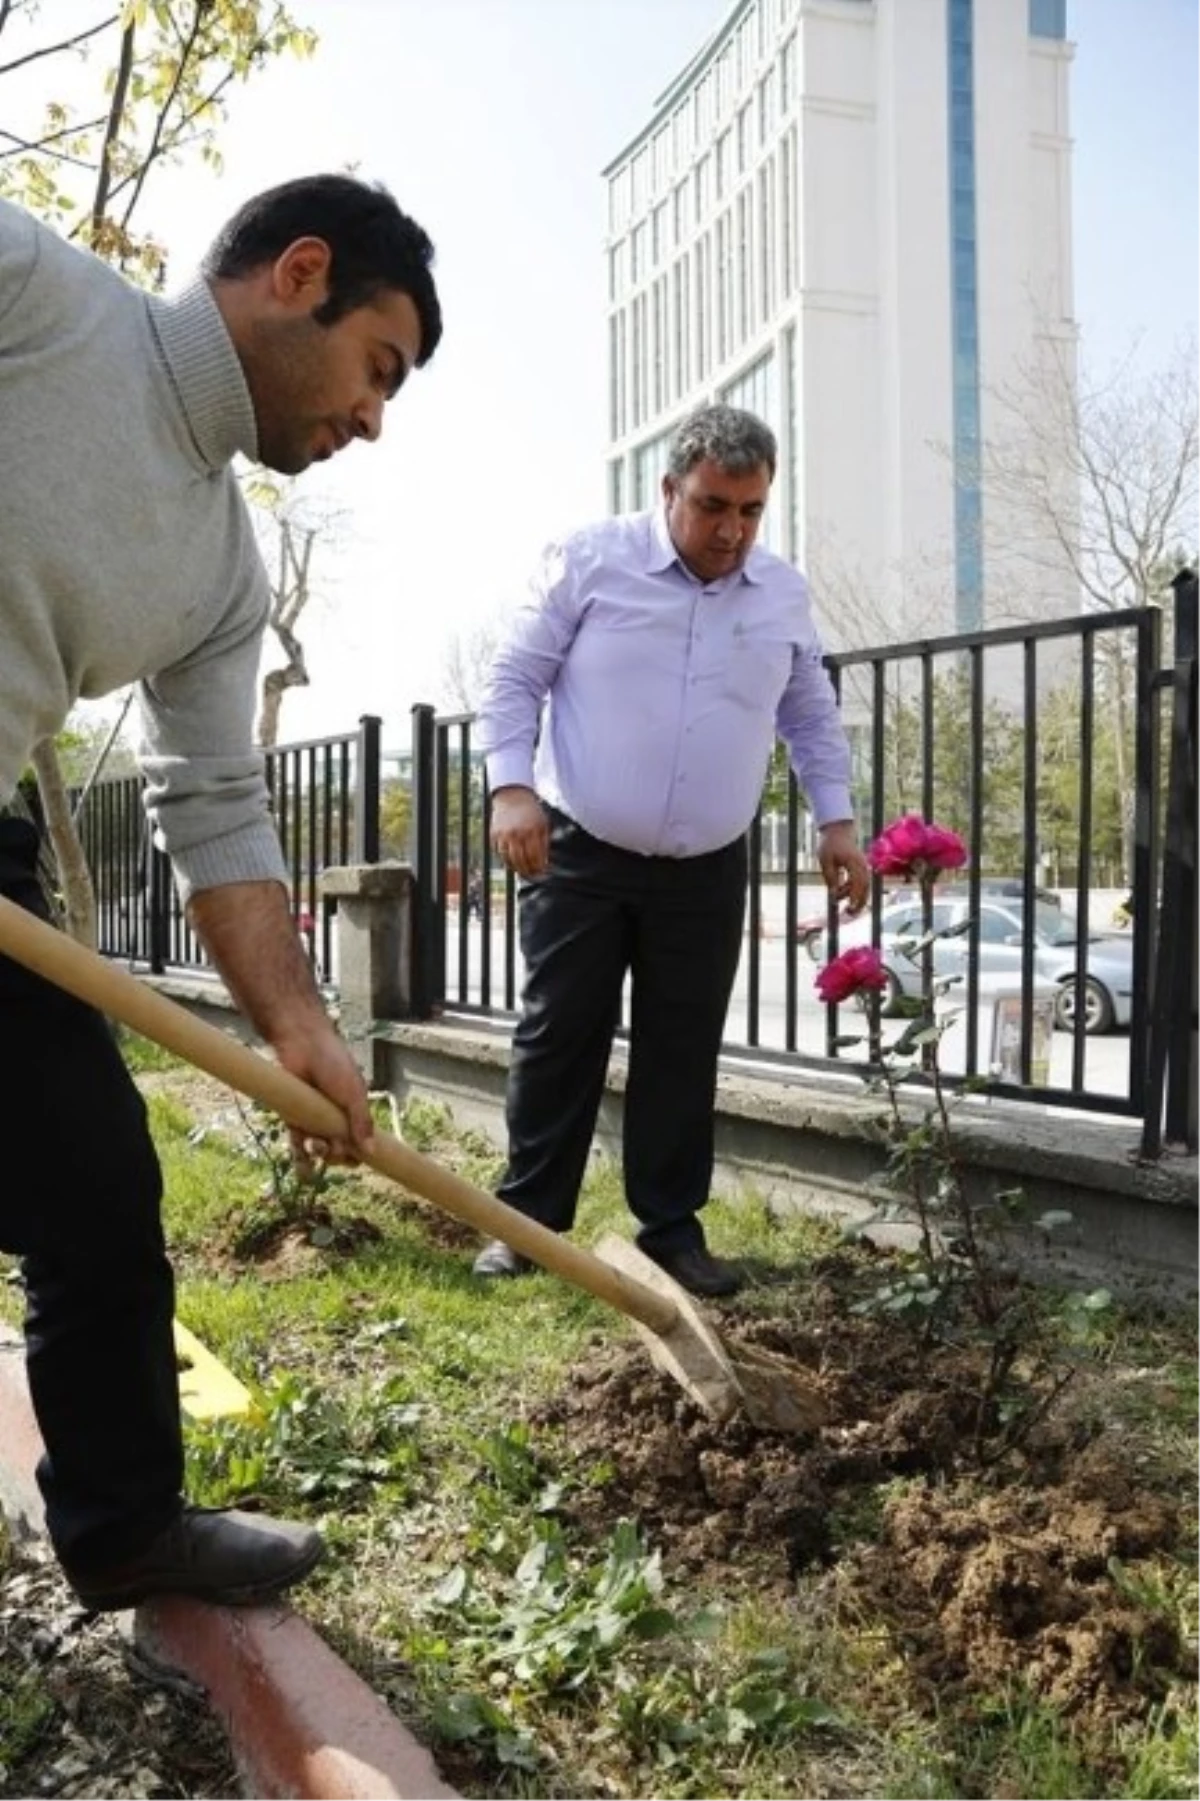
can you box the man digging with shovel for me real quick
[0,175,441,1610]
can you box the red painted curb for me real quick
[0,1328,459,1800]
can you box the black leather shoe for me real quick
[647,1243,743,1298]
[65,1506,324,1612]
[472,1238,533,1278]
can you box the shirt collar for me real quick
[146,277,260,472]
[647,504,765,587]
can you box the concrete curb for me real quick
[0,1328,459,1800]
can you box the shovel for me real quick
[0,897,827,1434]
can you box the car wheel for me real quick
[1054,976,1115,1036]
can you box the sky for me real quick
[7,0,1198,752]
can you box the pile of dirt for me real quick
[534,1275,1193,1736]
[849,1467,1186,1729]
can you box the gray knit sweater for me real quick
[0,197,287,900]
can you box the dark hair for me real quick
[668,403,777,481]
[203,173,442,366]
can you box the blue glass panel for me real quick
[1029,0,1067,40]
[946,0,983,630]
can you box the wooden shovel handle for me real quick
[0,897,680,1335]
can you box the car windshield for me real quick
[1019,902,1081,945]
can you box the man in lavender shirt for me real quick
[474,405,869,1297]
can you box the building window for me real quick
[652,202,670,266]
[721,351,781,548]
[634,429,674,509]
[673,183,686,244]
[1028,0,1066,37]
[758,161,775,323]
[736,189,752,343]
[947,0,983,631]
[672,258,685,399]
[610,457,625,515]
[694,238,710,381]
[652,276,667,414]
[780,33,796,113]
[715,129,730,200]
[780,131,795,296]
[716,212,732,363]
[631,221,646,285]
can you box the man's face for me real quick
[662,458,771,583]
[240,242,424,476]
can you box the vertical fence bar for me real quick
[354,715,381,865]
[965,646,984,1075]
[410,703,438,1021]
[457,721,472,1005]
[320,745,335,976]
[1071,632,1096,1094]
[784,770,799,1051]
[1129,607,1162,1110]
[480,770,494,1009]
[746,811,762,1047]
[1163,575,1197,1147]
[504,865,517,1011]
[1017,638,1038,1083]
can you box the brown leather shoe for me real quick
[647,1243,743,1298]
[65,1506,324,1612]
[472,1238,532,1278]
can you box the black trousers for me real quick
[497,809,747,1255]
[0,817,182,1570]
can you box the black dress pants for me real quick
[0,817,182,1570]
[497,809,747,1255]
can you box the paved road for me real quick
[443,895,1132,1105]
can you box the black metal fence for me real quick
[79,717,381,983]
[410,590,1197,1157]
[72,590,1197,1157]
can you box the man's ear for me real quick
[270,236,332,307]
[661,472,676,505]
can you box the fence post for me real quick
[353,714,381,865]
[1142,570,1198,1157]
[319,863,414,1084]
[410,703,438,1021]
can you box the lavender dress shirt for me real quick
[477,507,854,859]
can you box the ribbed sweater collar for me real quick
[147,277,259,471]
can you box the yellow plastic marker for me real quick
[173,1320,253,1421]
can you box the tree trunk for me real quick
[31,738,98,949]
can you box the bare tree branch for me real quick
[0,12,118,77]
[117,0,208,232]
[87,18,135,242]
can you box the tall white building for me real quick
[602,0,1077,642]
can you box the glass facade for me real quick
[721,351,782,551]
[1028,0,1066,39]
[947,0,983,631]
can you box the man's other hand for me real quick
[490,786,550,878]
[817,820,870,916]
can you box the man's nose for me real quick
[352,394,384,442]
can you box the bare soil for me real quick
[533,1254,1194,1740]
[0,1541,236,1800]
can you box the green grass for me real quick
[6,1062,1194,1801]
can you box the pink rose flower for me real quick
[815,944,889,1004]
[868,815,968,880]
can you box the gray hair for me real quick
[667,404,777,482]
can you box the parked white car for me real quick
[818,895,1133,1035]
